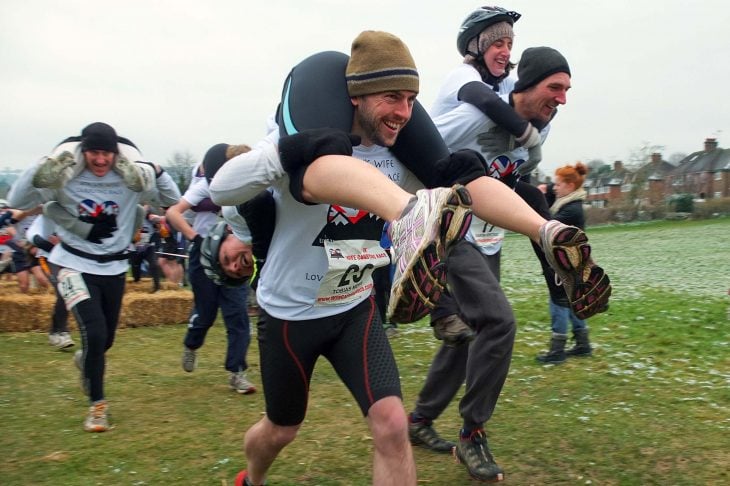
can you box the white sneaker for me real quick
[48,333,60,347]
[74,349,89,396]
[83,400,111,433]
[229,372,256,394]
[54,332,75,349]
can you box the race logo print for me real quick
[311,205,384,247]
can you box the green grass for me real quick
[1,218,728,485]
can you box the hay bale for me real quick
[0,279,193,332]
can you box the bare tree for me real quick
[626,141,665,169]
[668,152,687,165]
[163,150,197,193]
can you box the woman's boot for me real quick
[536,333,567,364]
[566,328,592,357]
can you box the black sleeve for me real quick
[32,234,55,253]
[458,81,528,137]
[238,190,276,261]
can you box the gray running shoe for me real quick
[229,372,256,394]
[182,346,197,373]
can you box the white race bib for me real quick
[470,216,505,255]
[57,268,91,310]
[315,239,390,306]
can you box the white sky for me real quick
[1,0,728,175]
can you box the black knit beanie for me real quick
[346,31,419,96]
[513,47,571,93]
[80,122,119,153]
[202,143,229,184]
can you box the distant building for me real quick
[667,138,730,199]
[583,138,729,208]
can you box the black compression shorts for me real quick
[256,296,402,426]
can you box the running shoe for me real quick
[431,314,475,347]
[409,420,456,453]
[74,349,89,396]
[182,346,197,373]
[84,400,110,433]
[54,332,75,349]
[539,220,612,320]
[230,372,256,394]
[387,185,472,323]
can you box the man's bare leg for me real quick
[243,416,300,485]
[367,396,417,486]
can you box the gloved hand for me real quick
[434,149,487,186]
[515,124,542,171]
[86,213,118,244]
[278,129,361,173]
[476,125,515,159]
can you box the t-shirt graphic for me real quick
[311,205,384,247]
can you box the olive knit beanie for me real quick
[346,31,419,96]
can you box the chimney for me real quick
[613,160,623,171]
[704,137,718,152]
[651,153,661,164]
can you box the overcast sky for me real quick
[2,0,728,176]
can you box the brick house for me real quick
[667,138,730,199]
[584,161,632,208]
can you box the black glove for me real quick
[86,214,118,244]
[278,129,361,174]
[434,149,487,186]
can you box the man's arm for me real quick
[165,198,199,243]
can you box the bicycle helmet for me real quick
[457,6,521,57]
[199,220,249,287]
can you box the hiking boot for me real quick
[536,333,568,364]
[74,349,89,396]
[432,314,475,347]
[539,221,612,320]
[409,420,456,453]
[84,400,110,432]
[182,346,197,372]
[230,372,256,394]
[32,151,82,189]
[55,332,75,349]
[454,429,504,482]
[387,185,472,324]
[566,328,592,357]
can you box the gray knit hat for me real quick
[346,31,419,96]
[513,47,571,93]
[465,21,514,58]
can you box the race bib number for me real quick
[57,268,91,310]
[470,216,505,255]
[315,239,390,306]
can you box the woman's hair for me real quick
[555,162,588,188]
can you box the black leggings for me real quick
[73,272,126,402]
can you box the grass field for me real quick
[1,218,728,485]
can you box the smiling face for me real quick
[219,236,254,280]
[483,36,513,77]
[83,150,116,177]
[350,90,417,147]
[516,72,571,125]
